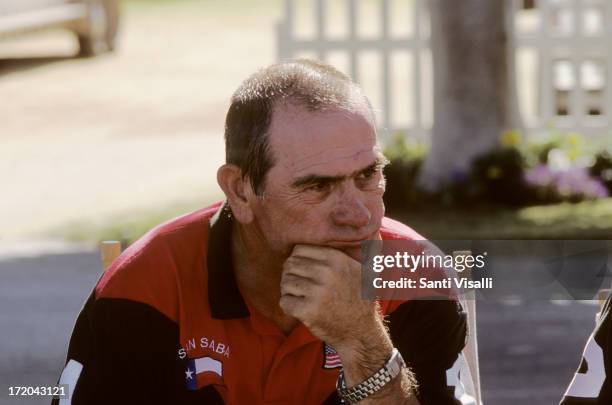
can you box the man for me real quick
[53,60,468,404]
[561,293,612,404]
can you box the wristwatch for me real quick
[336,348,406,404]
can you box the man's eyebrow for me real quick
[361,156,390,173]
[291,173,343,188]
[290,156,389,188]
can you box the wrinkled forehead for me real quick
[267,101,380,178]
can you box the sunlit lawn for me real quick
[396,198,612,240]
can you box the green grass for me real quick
[50,197,612,247]
[394,198,612,240]
[47,197,221,247]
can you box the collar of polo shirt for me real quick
[207,201,251,320]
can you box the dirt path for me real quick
[0,0,281,238]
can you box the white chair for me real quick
[597,288,610,321]
[451,250,483,405]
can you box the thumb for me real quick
[365,231,383,261]
[361,231,383,299]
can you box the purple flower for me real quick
[524,165,609,200]
[583,178,609,199]
[524,165,555,187]
[556,167,587,197]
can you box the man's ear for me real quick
[217,164,255,224]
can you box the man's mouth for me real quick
[329,240,367,248]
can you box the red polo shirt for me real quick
[53,201,467,405]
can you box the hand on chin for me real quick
[340,246,362,262]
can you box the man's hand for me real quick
[279,243,419,404]
[279,244,378,348]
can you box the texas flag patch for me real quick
[185,356,223,390]
[323,343,342,369]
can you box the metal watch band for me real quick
[336,348,406,404]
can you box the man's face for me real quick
[249,101,386,260]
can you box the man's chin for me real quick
[339,246,363,262]
[326,232,381,262]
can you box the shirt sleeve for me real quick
[561,296,612,405]
[387,299,468,405]
[51,293,224,405]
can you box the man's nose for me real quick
[331,189,372,229]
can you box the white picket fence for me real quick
[277,0,612,139]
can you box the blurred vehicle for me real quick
[0,0,119,57]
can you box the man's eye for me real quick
[306,182,331,193]
[358,167,378,180]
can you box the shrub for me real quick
[468,146,530,206]
[590,151,612,194]
[382,132,429,211]
[382,129,610,211]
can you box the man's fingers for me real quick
[292,242,378,266]
[291,244,359,266]
[282,255,325,281]
[280,273,316,297]
[291,244,336,262]
[279,294,308,318]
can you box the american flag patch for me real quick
[323,343,342,369]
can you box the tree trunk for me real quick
[419,0,521,190]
